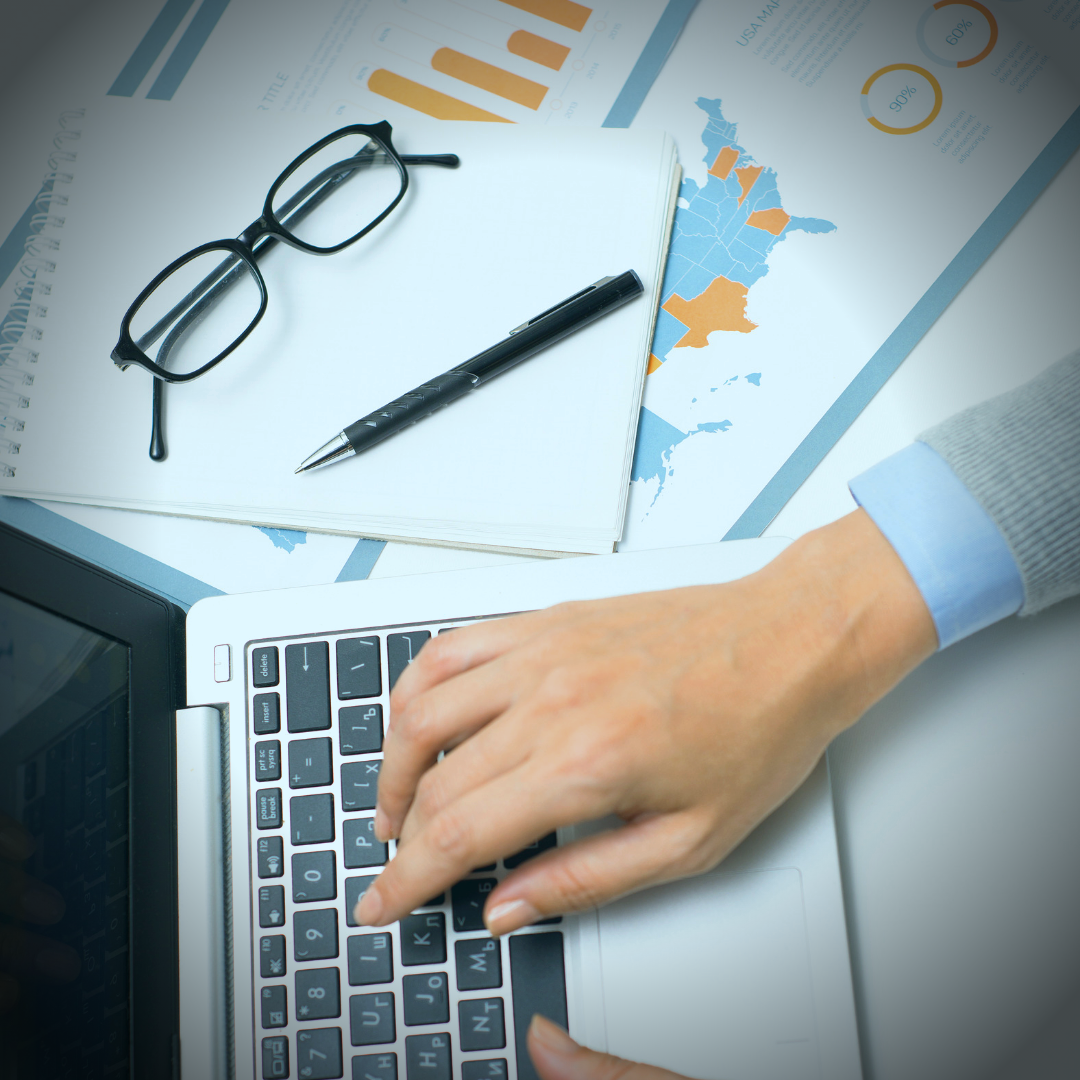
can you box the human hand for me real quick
[527,1015,696,1080]
[0,815,79,1013]
[356,509,935,933]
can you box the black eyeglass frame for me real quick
[110,121,456,384]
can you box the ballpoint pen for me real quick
[295,269,645,473]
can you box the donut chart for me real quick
[917,0,998,68]
[861,64,943,134]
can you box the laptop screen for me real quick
[0,586,133,1076]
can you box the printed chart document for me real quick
[0,107,679,554]
[616,0,1080,549]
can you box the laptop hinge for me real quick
[175,706,229,1080]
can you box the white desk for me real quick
[764,151,1080,1080]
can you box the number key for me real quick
[295,1026,342,1080]
[292,851,337,903]
[294,908,338,962]
[295,967,340,1021]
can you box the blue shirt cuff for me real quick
[848,441,1024,650]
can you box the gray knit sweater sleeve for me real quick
[919,351,1080,616]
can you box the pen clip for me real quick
[508,275,616,335]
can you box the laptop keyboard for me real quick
[246,619,566,1080]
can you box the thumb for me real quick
[527,1014,692,1080]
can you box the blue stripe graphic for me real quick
[723,102,1080,541]
[336,538,387,581]
[147,0,232,101]
[107,0,198,97]
[0,180,55,289]
[602,0,699,129]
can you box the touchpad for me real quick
[596,867,820,1080]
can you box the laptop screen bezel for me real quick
[0,518,186,1079]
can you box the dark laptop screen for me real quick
[0,587,133,1079]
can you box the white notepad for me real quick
[1,103,678,555]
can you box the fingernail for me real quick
[35,945,80,983]
[356,886,384,926]
[373,808,391,843]
[529,1013,577,1056]
[22,885,64,925]
[485,898,539,937]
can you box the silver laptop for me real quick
[174,537,863,1080]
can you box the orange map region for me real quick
[745,207,791,235]
[735,165,762,205]
[647,352,663,373]
[708,145,739,180]
[662,276,757,348]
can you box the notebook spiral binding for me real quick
[0,109,84,478]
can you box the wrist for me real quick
[769,509,937,736]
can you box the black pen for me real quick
[295,270,644,473]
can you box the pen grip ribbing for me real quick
[344,370,479,452]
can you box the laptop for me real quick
[0,518,863,1080]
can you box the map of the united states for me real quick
[632,96,835,494]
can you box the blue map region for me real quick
[632,408,732,498]
[257,526,308,553]
[654,97,836,362]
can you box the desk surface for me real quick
[763,150,1080,1080]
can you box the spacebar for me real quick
[509,932,568,1080]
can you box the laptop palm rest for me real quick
[596,866,819,1080]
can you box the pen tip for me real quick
[294,465,305,475]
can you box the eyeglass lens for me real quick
[271,134,404,249]
[130,248,262,378]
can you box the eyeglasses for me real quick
[111,121,458,461]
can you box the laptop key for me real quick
[458,998,505,1052]
[261,985,288,1028]
[350,992,396,1046]
[343,818,387,868]
[387,632,430,691]
[339,705,383,755]
[348,933,393,985]
[509,933,567,1080]
[503,832,557,870]
[286,642,331,732]
[461,1061,507,1080]
[400,913,446,966]
[258,836,285,878]
[292,851,337,903]
[289,738,333,788]
[404,1033,450,1080]
[336,636,382,699]
[259,885,286,928]
[291,794,335,845]
[451,879,495,932]
[296,1027,343,1079]
[261,935,287,978]
[262,1035,289,1079]
[455,937,501,990]
[345,876,377,927]
[402,972,449,1026]
[296,967,340,1021]
[256,740,282,782]
[294,908,339,961]
[254,693,281,734]
[253,647,279,688]
[352,1052,397,1080]
[341,761,380,811]
[257,788,283,830]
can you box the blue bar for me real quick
[0,497,221,610]
[723,102,1080,541]
[336,538,387,582]
[602,0,699,129]
[147,0,232,102]
[108,0,198,97]
[0,180,54,288]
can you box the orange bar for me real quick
[498,0,591,33]
[367,69,512,122]
[508,29,570,70]
[432,47,548,109]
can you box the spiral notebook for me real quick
[0,103,679,555]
